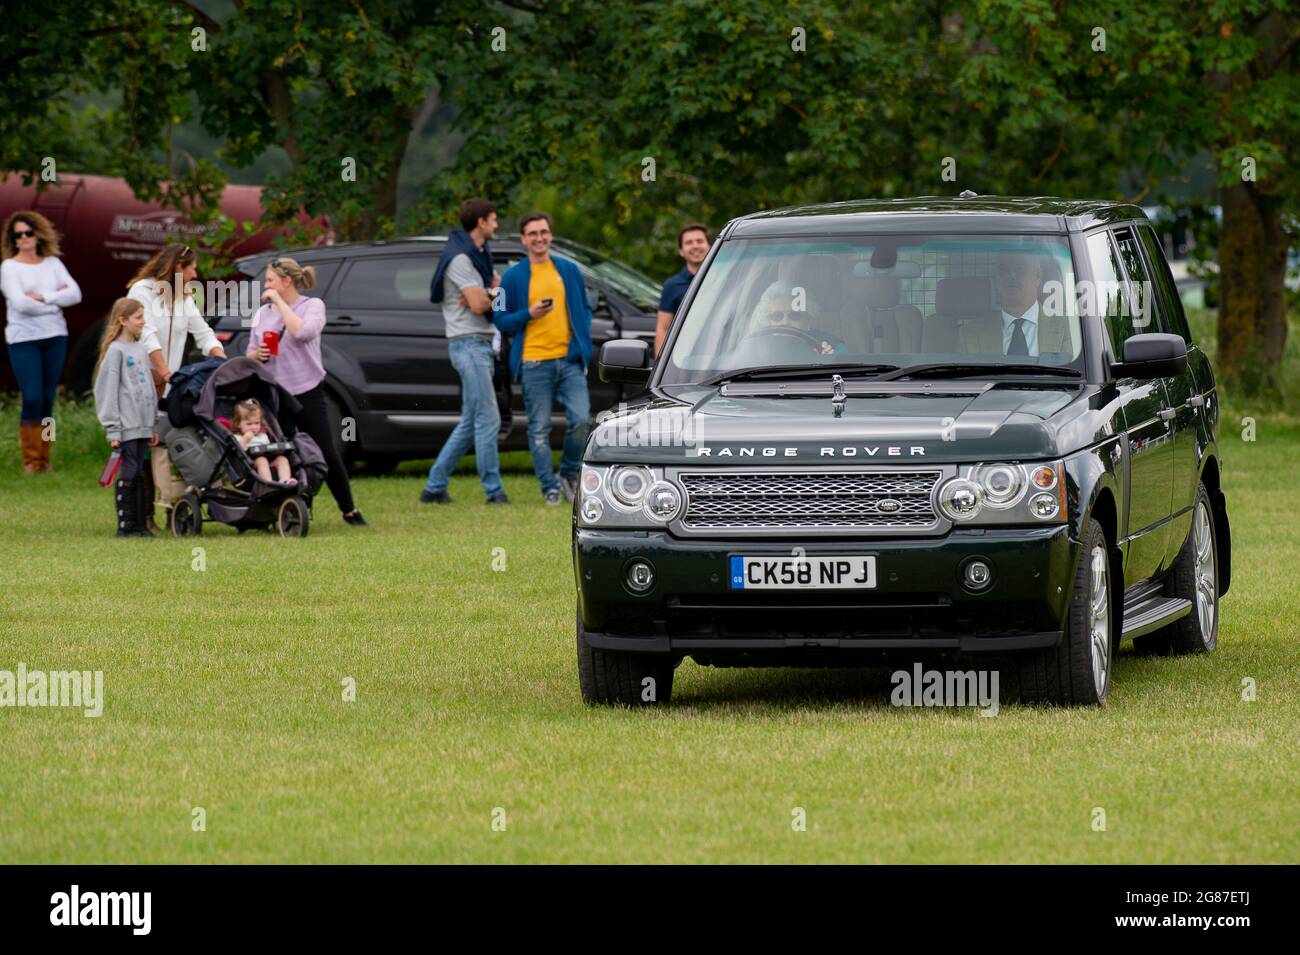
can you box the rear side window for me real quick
[1084,231,1133,360]
[1113,228,1174,338]
[1137,224,1192,343]
[337,256,435,309]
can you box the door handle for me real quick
[331,315,359,326]
[1158,408,1175,422]
[1187,395,1204,415]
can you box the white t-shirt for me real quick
[1,257,81,345]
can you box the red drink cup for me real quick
[263,330,280,356]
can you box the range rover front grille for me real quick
[678,469,943,533]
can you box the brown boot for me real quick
[35,425,53,473]
[19,424,41,474]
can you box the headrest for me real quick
[936,277,993,316]
[861,277,900,309]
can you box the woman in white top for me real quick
[1,211,81,474]
[125,243,226,528]
[125,243,225,388]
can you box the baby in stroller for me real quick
[228,397,297,487]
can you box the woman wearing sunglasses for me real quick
[1,211,81,474]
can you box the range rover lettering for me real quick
[574,196,1231,708]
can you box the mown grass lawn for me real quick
[0,389,1297,864]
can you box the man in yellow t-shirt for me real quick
[523,257,569,361]
[492,212,593,505]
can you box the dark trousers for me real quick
[118,438,149,481]
[292,383,355,514]
[8,335,67,423]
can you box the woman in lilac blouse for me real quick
[248,257,366,526]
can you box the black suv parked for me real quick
[575,196,1231,707]
[213,237,661,470]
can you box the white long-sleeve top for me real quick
[1,256,81,345]
[127,278,222,373]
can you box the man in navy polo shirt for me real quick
[654,223,711,354]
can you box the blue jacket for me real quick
[492,255,592,381]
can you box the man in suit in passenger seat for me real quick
[961,250,1071,357]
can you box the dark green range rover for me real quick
[574,196,1231,707]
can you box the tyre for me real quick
[577,613,674,706]
[1020,518,1114,706]
[1135,484,1219,655]
[277,495,310,538]
[171,493,203,537]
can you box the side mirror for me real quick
[1111,332,1188,380]
[599,339,651,385]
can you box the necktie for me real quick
[1007,318,1029,356]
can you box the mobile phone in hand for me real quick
[540,298,553,307]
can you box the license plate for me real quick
[728,555,877,590]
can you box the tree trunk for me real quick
[1216,182,1289,394]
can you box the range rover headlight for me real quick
[577,464,680,528]
[939,463,1065,525]
[643,481,681,522]
[938,477,984,522]
[609,466,653,509]
[974,463,1027,509]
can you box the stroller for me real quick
[161,357,328,537]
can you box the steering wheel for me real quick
[749,323,826,355]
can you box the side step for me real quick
[1121,586,1192,640]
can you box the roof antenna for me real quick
[959,190,978,198]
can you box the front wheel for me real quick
[171,493,203,537]
[577,614,674,706]
[277,495,310,538]
[1020,518,1114,706]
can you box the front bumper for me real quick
[574,525,1078,656]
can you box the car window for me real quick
[1112,228,1164,336]
[337,256,435,309]
[1084,231,1134,360]
[1137,224,1192,343]
[661,234,1083,386]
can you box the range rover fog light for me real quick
[1029,491,1059,520]
[963,560,993,590]
[580,467,603,496]
[644,481,682,522]
[610,466,653,508]
[975,463,1026,508]
[580,497,604,523]
[626,560,655,593]
[938,477,984,522]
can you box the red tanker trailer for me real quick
[0,172,327,392]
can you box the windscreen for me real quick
[660,234,1082,385]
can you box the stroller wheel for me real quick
[277,495,310,538]
[171,494,203,537]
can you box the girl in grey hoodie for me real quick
[94,298,159,537]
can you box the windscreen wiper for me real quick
[699,363,899,387]
[872,362,1083,382]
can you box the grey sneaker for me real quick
[543,489,563,506]
[485,492,510,505]
[558,474,578,502]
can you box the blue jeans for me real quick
[424,336,504,498]
[7,335,67,424]
[521,357,590,495]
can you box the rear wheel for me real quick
[277,495,310,538]
[1020,518,1113,706]
[171,494,203,536]
[577,613,675,706]
[1136,484,1219,655]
